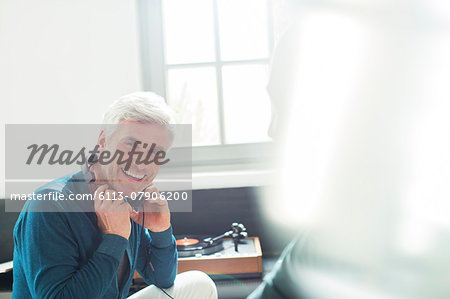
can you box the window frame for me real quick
[136,0,275,168]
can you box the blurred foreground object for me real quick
[251,0,450,298]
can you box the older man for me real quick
[13,92,217,299]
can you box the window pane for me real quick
[166,67,220,146]
[162,0,215,64]
[217,0,270,61]
[222,64,271,144]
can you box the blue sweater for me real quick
[12,172,178,299]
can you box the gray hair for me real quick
[102,92,175,146]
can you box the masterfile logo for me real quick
[5,124,193,212]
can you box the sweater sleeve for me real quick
[135,225,177,288]
[14,204,128,299]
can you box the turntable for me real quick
[176,223,262,278]
[133,223,262,279]
[176,222,247,257]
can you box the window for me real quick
[137,0,274,155]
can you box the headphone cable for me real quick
[142,205,175,299]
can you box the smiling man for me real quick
[12,92,217,299]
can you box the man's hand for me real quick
[130,186,171,233]
[94,184,133,240]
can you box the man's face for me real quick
[97,120,169,196]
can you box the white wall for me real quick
[0,0,142,197]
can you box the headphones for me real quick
[81,154,148,211]
[81,154,174,298]
[81,154,97,184]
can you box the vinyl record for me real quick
[176,238,200,246]
[176,235,224,257]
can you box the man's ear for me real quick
[97,130,107,151]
